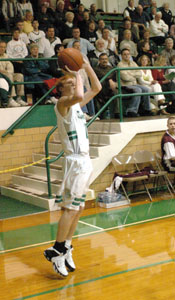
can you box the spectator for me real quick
[150,11,168,45]
[38,26,61,57]
[28,20,45,45]
[23,10,33,34]
[6,28,28,73]
[77,11,91,37]
[0,73,12,108]
[88,38,119,68]
[123,0,136,20]
[120,29,138,58]
[165,55,175,84]
[48,43,64,78]
[146,0,159,14]
[149,6,157,20]
[131,5,150,39]
[74,3,85,26]
[137,40,154,64]
[137,55,168,114]
[61,11,74,43]
[2,0,21,32]
[18,0,33,19]
[23,43,52,104]
[118,18,138,47]
[16,20,30,45]
[140,29,158,57]
[161,116,175,173]
[64,0,73,11]
[96,19,113,40]
[152,55,175,112]
[89,3,101,25]
[0,41,27,107]
[36,3,55,33]
[139,0,151,10]
[54,0,66,30]
[67,27,95,55]
[102,27,117,54]
[170,23,175,44]
[159,3,173,29]
[161,38,175,65]
[117,48,152,117]
[84,20,98,46]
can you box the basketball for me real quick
[58,48,83,71]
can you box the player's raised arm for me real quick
[80,60,102,108]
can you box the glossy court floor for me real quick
[1,195,175,300]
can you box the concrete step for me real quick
[23,165,63,181]
[12,174,60,195]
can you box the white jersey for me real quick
[28,30,45,44]
[54,103,89,156]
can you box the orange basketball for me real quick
[58,48,83,71]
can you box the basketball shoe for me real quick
[44,247,68,277]
[65,245,76,272]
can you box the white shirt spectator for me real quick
[19,32,30,45]
[28,30,45,45]
[6,39,28,58]
[150,18,168,37]
[38,36,61,57]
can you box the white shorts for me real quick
[55,154,93,211]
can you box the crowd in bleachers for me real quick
[0,0,175,118]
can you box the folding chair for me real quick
[112,154,152,202]
[133,150,173,197]
[155,150,175,194]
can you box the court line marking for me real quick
[0,213,175,255]
[13,258,175,300]
[78,220,103,230]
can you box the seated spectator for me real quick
[137,40,154,64]
[149,6,157,20]
[23,10,33,34]
[48,43,64,78]
[96,19,113,40]
[123,0,136,20]
[117,48,152,117]
[159,3,173,29]
[161,116,175,173]
[93,53,119,117]
[28,20,45,45]
[118,18,138,47]
[102,27,117,54]
[74,3,85,26]
[0,41,27,107]
[54,0,66,31]
[120,29,138,58]
[0,73,10,108]
[131,5,150,39]
[161,38,175,65]
[77,11,91,37]
[89,3,101,25]
[61,11,74,43]
[152,55,175,112]
[165,55,175,84]
[64,0,73,11]
[146,0,159,14]
[23,43,52,104]
[150,11,168,45]
[141,29,158,56]
[16,20,30,45]
[38,26,61,57]
[88,38,119,68]
[6,27,28,73]
[137,54,168,114]
[169,23,175,44]
[36,3,55,33]
[18,0,33,19]
[139,0,151,11]
[84,20,98,46]
[67,27,95,55]
[2,0,21,32]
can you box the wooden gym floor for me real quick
[1,192,175,300]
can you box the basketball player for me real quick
[44,60,101,277]
[161,116,175,172]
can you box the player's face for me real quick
[168,119,175,135]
